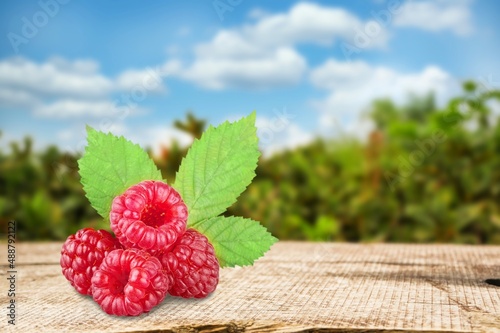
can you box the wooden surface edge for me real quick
[123,321,473,333]
[3,242,500,333]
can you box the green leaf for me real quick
[174,112,260,226]
[193,216,277,267]
[78,127,163,220]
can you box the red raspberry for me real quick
[60,228,122,296]
[91,248,169,316]
[159,229,219,298]
[110,180,188,253]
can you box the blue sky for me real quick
[0,0,499,155]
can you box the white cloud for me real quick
[49,57,102,74]
[126,125,194,157]
[0,57,113,99]
[34,100,119,118]
[179,47,307,90]
[162,59,183,75]
[170,29,308,90]
[52,121,130,153]
[310,60,374,90]
[310,59,460,135]
[115,67,166,93]
[166,2,389,90]
[51,121,193,156]
[256,112,313,156]
[210,111,314,156]
[0,87,41,108]
[245,2,388,48]
[194,30,271,59]
[153,127,194,153]
[0,57,168,118]
[263,123,314,156]
[394,0,473,36]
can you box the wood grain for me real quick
[1,242,500,333]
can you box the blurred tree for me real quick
[174,112,206,139]
[403,92,436,123]
[1,82,499,242]
[155,112,207,183]
[228,82,500,243]
[370,99,398,129]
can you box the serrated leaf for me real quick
[193,216,277,267]
[78,127,163,220]
[173,112,260,227]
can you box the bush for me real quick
[2,82,499,243]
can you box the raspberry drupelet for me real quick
[110,180,188,253]
[60,228,122,295]
[91,248,169,316]
[159,229,219,298]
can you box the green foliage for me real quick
[74,114,274,267]
[0,137,107,239]
[78,127,163,221]
[2,84,500,244]
[174,112,260,227]
[173,112,275,266]
[227,86,500,244]
[193,216,277,267]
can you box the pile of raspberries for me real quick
[60,180,219,316]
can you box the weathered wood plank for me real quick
[1,242,500,332]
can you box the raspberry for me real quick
[60,228,122,295]
[159,229,219,298]
[91,248,169,316]
[110,180,188,253]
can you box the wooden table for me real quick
[2,242,500,332]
